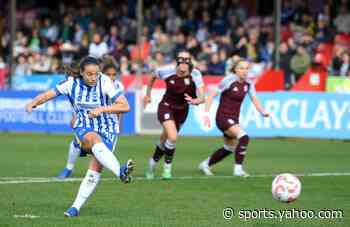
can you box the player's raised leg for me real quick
[57,139,80,179]
[81,132,133,183]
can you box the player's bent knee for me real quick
[223,144,235,152]
[84,132,100,143]
[164,139,176,150]
[166,134,177,144]
[81,141,92,153]
[89,158,103,172]
[82,132,101,151]
[238,134,250,145]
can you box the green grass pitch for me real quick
[0,133,349,227]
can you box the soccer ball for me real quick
[271,173,301,203]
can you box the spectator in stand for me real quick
[59,14,74,42]
[31,53,52,74]
[60,42,78,65]
[119,55,131,75]
[148,51,166,71]
[334,5,350,34]
[300,31,317,56]
[246,29,261,62]
[186,35,201,60]
[29,29,41,53]
[73,23,85,45]
[314,14,334,44]
[14,32,29,57]
[76,36,90,59]
[89,33,108,58]
[339,51,350,77]
[207,53,225,75]
[290,45,311,81]
[333,51,350,77]
[173,32,186,55]
[330,47,346,76]
[106,25,120,57]
[231,26,248,58]
[279,42,295,89]
[154,33,174,62]
[14,55,32,76]
[40,18,59,43]
[259,41,274,68]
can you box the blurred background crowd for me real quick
[0,0,350,89]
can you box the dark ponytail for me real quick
[79,56,101,72]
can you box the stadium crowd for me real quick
[0,0,350,89]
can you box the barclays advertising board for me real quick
[180,92,350,139]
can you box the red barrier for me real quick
[121,72,284,92]
[0,68,8,89]
[291,68,327,91]
[316,43,334,68]
[255,69,285,91]
[335,34,350,50]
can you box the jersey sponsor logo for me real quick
[244,85,248,92]
[184,78,190,85]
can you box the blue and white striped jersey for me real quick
[54,73,124,134]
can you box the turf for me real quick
[0,133,349,227]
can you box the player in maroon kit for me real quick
[143,51,205,180]
[199,59,269,177]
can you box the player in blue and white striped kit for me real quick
[57,57,126,179]
[25,56,133,217]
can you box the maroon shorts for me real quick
[157,102,189,131]
[216,114,239,138]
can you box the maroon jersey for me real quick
[215,74,256,133]
[216,74,256,117]
[155,65,204,109]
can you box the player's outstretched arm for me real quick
[25,90,58,113]
[88,95,130,118]
[184,86,205,105]
[143,74,157,108]
[204,89,218,112]
[251,95,269,117]
[201,89,218,128]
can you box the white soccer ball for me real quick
[272,173,301,203]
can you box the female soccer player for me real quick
[198,59,269,177]
[143,51,205,180]
[57,57,125,179]
[25,56,133,217]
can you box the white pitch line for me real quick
[1,172,350,184]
